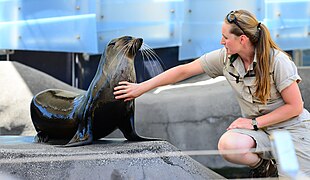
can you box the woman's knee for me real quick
[218,131,256,151]
[218,131,261,166]
[218,131,238,151]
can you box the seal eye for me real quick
[108,42,116,46]
[123,36,132,41]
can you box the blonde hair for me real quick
[225,10,290,104]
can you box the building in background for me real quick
[0,0,309,89]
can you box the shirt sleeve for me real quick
[198,48,226,78]
[273,51,302,93]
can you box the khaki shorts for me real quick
[230,121,310,176]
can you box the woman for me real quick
[114,10,310,178]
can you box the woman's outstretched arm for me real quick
[114,59,204,101]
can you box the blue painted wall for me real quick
[0,0,309,60]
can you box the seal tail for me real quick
[119,115,162,141]
[64,116,93,147]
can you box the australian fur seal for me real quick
[30,36,158,147]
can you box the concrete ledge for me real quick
[0,136,225,180]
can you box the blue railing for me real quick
[0,0,309,60]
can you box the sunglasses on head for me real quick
[226,11,247,36]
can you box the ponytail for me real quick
[255,23,271,104]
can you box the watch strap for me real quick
[252,118,259,131]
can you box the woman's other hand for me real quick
[227,117,254,130]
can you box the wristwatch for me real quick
[251,118,259,131]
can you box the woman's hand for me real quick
[227,117,254,130]
[113,81,143,101]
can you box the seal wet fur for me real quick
[30,36,159,147]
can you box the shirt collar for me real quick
[229,54,238,64]
[229,50,257,77]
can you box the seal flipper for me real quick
[65,116,93,147]
[119,115,161,141]
[34,131,49,143]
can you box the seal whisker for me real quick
[142,45,161,67]
[142,44,162,62]
[143,44,166,69]
[146,46,162,77]
[140,45,150,60]
[146,46,166,73]
[142,47,164,77]
[141,49,159,77]
[140,47,156,78]
[139,48,149,80]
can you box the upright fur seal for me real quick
[30,36,157,147]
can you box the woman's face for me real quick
[221,23,241,55]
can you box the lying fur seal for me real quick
[30,36,157,147]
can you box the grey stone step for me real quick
[0,136,225,180]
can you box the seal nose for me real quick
[137,38,143,44]
[135,38,143,49]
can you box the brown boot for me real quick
[249,159,278,178]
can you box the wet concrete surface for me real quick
[0,136,225,180]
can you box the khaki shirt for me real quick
[198,48,310,130]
